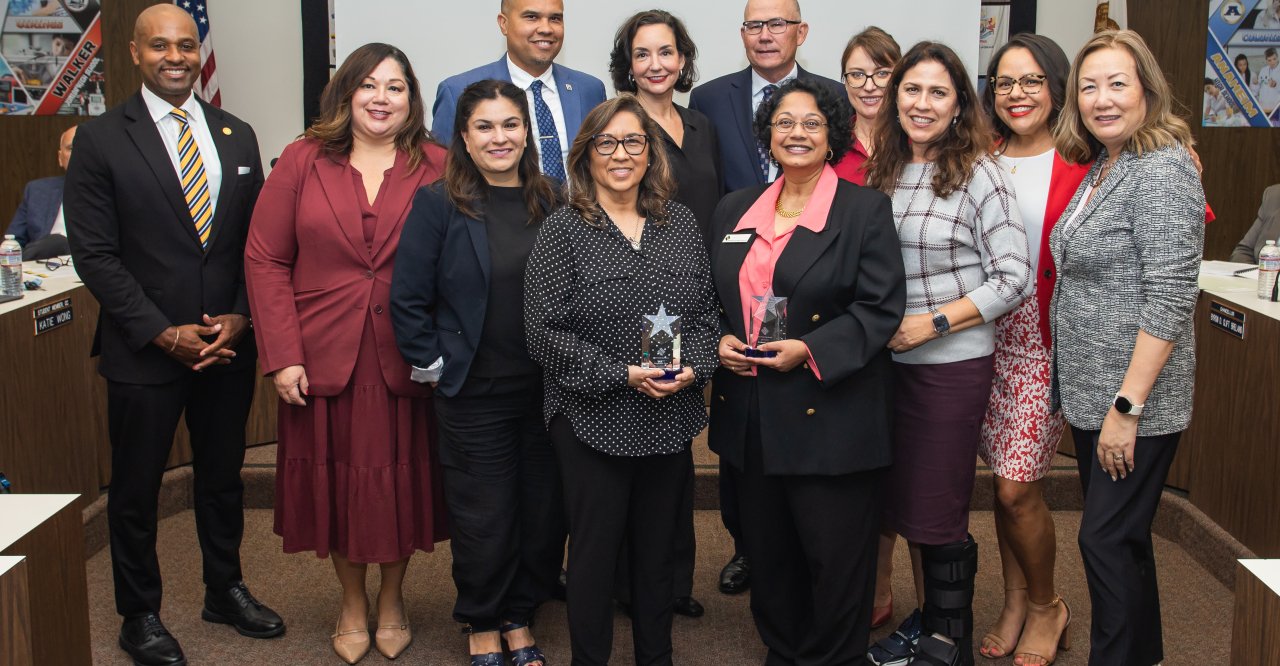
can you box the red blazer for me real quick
[245,138,446,396]
[1036,154,1091,349]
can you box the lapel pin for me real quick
[565,83,573,91]
[222,127,232,135]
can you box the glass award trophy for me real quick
[641,304,682,381]
[745,291,787,358]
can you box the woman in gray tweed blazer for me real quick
[1050,30,1205,666]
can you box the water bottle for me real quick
[0,235,22,299]
[1258,240,1280,299]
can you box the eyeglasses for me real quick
[993,74,1047,96]
[44,255,72,271]
[742,18,802,35]
[591,133,648,156]
[770,118,827,133]
[844,69,893,89]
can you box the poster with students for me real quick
[0,0,105,116]
[1205,0,1280,127]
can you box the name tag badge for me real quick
[723,233,752,244]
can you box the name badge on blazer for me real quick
[236,166,251,175]
[723,233,752,244]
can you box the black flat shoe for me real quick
[674,596,704,618]
[119,613,186,666]
[202,581,286,638]
[718,554,750,594]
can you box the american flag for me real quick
[174,0,221,107]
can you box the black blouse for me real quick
[524,201,719,457]
[470,185,541,378]
[660,105,724,247]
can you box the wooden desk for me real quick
[0,262,278,498]
[0,556,32,666]
[0,495,89,666]
[1183,274,1280,556]
[1232,560,1280,663]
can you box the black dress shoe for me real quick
[119,613,186,666]
[718,554,750,594]
[673,596,704,618]
[202,581,286,638]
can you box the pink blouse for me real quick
[733,165,840,377]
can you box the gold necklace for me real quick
[616,218,643,248]
[775,198,804,219]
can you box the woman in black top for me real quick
[524,94,719,666]
[609,9,722,241]
[390,79,561,666]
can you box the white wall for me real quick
[206,0,305,171]
[335,1,981,114]
[1037,0,1098,60]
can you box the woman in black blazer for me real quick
[390,79,561,666]
[708,77,906,663]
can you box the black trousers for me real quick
[1072,426,1181,666]
[551,416,689,666]
[719,458,744,553]
[106,367,254,618]
[738,391,883,666]
[434,375,564,631]
[613,457,695,603]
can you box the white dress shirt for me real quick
[1257,62,1280,113]
[751,64,798,182]
[507,55,569,174]
[140,85,222,219]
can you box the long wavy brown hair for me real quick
[864,41,991,197]
[443,79,560,223]
[304,42,435,171]
[566,94,675,227]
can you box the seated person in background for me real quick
[1230,183,1280,264]
[6,125,76,251]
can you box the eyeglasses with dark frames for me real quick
[44,255,72,271]
[769,118,828,133]
[591,133,649,156]
[741,18,802,35]
[843,69,893,89]
[993,74,1047,96]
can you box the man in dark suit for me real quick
[430,0,605,176]
[64,6,283,665]
[687,0,849,596]
[6,125,75,247]
[689,0,848,194]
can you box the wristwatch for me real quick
[1113,393,1145,416]
[931,311,951,337]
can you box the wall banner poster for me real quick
[1205,0,1280,127]
[0,0,105,116]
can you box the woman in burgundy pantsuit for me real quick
[245,43,448,664]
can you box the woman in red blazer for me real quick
[244,43,447,664]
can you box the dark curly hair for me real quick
[751,77,853,166]
[982,33,1070,148]
[608,10,699,94]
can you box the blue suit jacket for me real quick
[6,175,64,246]
[688,66,848,193]
[431,55,606,148]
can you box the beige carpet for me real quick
[85,507,1232,665]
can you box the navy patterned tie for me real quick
[529,80,566,180]
[756,84,778,181]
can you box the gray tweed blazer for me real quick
[1048,145,1205,436]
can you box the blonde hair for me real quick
[1054,30,1193,164]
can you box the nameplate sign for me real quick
[32,297,73,336]
[1208,300,1245,340]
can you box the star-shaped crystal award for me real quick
[745,290,787,358]
[641,304,682,380]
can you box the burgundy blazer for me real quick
[245,138,446,396]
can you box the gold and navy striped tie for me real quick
[169,108,213,249]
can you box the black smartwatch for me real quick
[1113,393,1144,416]
[931,311,951,337]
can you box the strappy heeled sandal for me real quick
[980,586,1026,659]
[464,625,505,666]
[500,621,548,666]
[1013,595,1071,666]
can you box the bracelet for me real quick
[168,329,180,353]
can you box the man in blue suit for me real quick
[689,0,848,194]
[431,0,605,178]
[687,0,849,597]
[7,125,76,246]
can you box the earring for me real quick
[826,148,834,161]
[768,150,779,165]
[951,116,959,126]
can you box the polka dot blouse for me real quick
[524,201,719,457]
